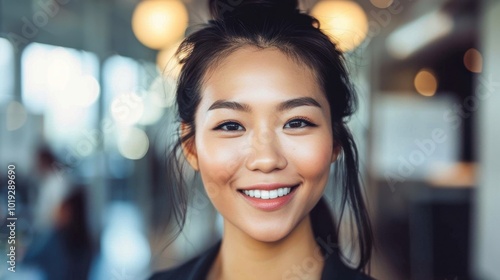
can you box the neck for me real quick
[208,215,324,280]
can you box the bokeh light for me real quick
[45,48,100,108]
[71,75,101,107]
[117,126,150,160]
[138,88,165,126]
[132,0,188,49]
[387,11,453,59]
[46,47,78,95]
[110,93,144,125]
[101,202,151,275]
[311,0,368,52]
[463,48,483,73]
[414,69,438,97]
[23,43,100,114]
[6,101,27,131]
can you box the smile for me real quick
[238,184,300,211]
[241,187,292,199]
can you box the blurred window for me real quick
[373,94,460,182]
[103,55,141,108]
[0,37,15,105]
[21,42,99,149]
[102,54,158,108]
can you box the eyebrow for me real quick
[207,97,322,112]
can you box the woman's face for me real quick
[183,46,337,242]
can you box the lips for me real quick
[237,183,300,211]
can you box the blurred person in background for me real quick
[149,0,374,279]
[22,187,94,280]
[31,146,72,235]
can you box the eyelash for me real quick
[213,117,317,132]
[285,117,319,129]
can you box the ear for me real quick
[331,143,341,163]
[180,122,199,171]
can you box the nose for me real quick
[245,130,287,173]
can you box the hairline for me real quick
[199,43,324,97]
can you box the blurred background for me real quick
[0,0,499,279]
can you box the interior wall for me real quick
[474,1,500,279]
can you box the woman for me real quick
[150,0,373,279]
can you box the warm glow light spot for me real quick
[311,1,368,52]
[414,69,438,97]
[463,48,483,73]
[132,0,188,50]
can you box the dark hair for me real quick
[163,0,373,272]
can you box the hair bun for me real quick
[209,0,299,21]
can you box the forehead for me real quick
[199,46,325,106]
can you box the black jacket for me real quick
[149,240,374,280]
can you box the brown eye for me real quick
[284,118,317,129]
[214,122,245,131]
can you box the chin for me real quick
[242,221,296,243]
[250,231,290,243]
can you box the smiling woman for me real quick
[190,47,336,245]
[149,0,373,279]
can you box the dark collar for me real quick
[177,240,371,280]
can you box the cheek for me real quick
[286,134,333,179]
[195,133,242,190]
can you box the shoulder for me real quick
[336,263,376,280]
[148,240,221,280]
[352,271,376,280]
[333,264,375,280]
[322,252,376,280]
[148,256,201,280]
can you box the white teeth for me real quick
[269,190,278,199]
[242,187,293,199]
[261,190,270,199]
[254,190,261,198]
